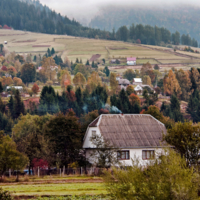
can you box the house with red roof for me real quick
[127,57,136,65]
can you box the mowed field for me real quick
[0,176,107,199]
[1,29,200,73]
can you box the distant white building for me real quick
[134,84,155,95]
[134,85,143,95]
[83,114,167,167]
[6,86,23,92]
[127,57,136,65]
[133,78,142,85]
[118,79,130,90]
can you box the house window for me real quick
[118,151,130,160]
[142,150,155,160]
[92,130,96,137]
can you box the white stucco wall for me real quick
[127,61,136,65]
[118,148,164,166]
[83,127,165,167]
[83,127,101,148]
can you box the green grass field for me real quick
[1,29,200,65]
[1,182,106,196]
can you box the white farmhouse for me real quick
[83,114,167,167]
[133,78,142,85]
[127,57,136,65]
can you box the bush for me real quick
[0,187,12,200]
[103,149,199,200]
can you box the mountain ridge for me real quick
[89,5,200,42]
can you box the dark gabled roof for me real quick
[97,114,167,148]
[118,79,130,85]
[89,117,100,127]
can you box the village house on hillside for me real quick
[118,78,130,90]
[134,84,155,95]
[133,78,142,85]
[83,114,167,166]
[127,57,136,65]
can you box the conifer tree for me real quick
[118,89,131,113]
[47,48,51,57]
[0,82,3,93]
[170,94,184,122]
[13,90,25,119]
[85,60,90,65]
[7,96,14,117]
[51,47,55,55]
[76,58,79,63]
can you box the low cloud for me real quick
[39,0,200,24]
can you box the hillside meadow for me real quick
[1,29,200,71]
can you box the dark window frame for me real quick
[117,150,130,160]
[142,150,155,160]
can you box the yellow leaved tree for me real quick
[164,69,182,97]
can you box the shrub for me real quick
[103,149,199,200]
[0,187,12,200]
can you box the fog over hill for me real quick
[37,0,200,42]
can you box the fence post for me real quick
[63,166,65,176]
[38,167,40,177]
[81,167,82,175]
[9,169,11,177]
[60,168,61,177]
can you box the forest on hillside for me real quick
[0,0,198,47]
[89,5,200,43]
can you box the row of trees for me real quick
[116,24,198,46]
[0,0,199,47]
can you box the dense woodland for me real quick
[0,0,198,47]
[90,5,200,44]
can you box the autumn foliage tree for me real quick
[129,93,141,106]
[87,71,102,93]
[110,72,118,95]
[175,69,192,101]
[32,83,39,95]
[13,77,23,86]
[73,72,86,89]
[59,69,71,89]
[163,69,182,97]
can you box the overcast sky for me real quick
[39,0,200,24]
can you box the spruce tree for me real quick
[51,47,55,55]
[13,90,25,119]
[187,90,200,122]
[85,60,90,65]
[76,58,79,63]
[170,94,184,122]
[0,82,3,93]
[119,89,131,113]
[131,102,141,114]
[7,96,14,118]
[75,87,84,114]
[92,61,95,68]
[47,48,51,57]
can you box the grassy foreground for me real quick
[2,182,106,196]
[0,176,107,199]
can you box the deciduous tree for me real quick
[0,131,28,175]
[163,69,182,97]
[44,111,82,166]
[21,63,36,86]
[73,72,86,89]
[129,93,141,106]
[110,73,118,94]
[32,83,39,95]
